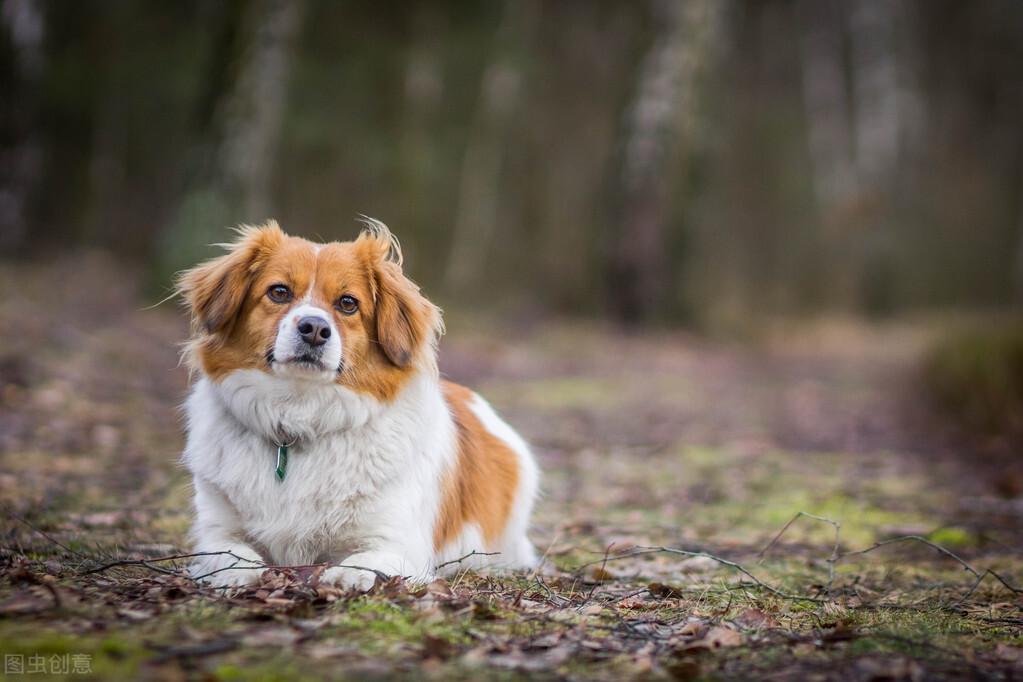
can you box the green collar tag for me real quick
[275,443,289,481]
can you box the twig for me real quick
[757,512,841,592]
[572,527,1023,607]
[83,551,392,586]
[190,559,264,583]
[81,551,259,576]
[576,546,824,603]
[528,529,562,580]
[838,535,981,578]
[434,550,500,571]
[582,543,616,606]
[955,568,1023,606]
[8,511,85,558]
[333,563,391,582]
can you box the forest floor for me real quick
[1,257,1021,681]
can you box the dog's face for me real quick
[178,220,441,400]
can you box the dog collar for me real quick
[272,437,297,481]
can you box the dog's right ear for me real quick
[176,221,285,334]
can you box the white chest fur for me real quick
[183,370,454,569]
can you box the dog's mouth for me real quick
[266,350,343,375]
[282,354,326,371]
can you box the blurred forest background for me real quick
[3,0,1023,328]
[3,3,1023,677]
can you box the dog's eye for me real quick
[267,284,292,304]
[336,294,359,315]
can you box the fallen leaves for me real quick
[733,607,780,630]
[0,589,55,615]
[3,286,1023,681]
[647,581,684,598]
[671,623,744,655]
[994,643,1023,664]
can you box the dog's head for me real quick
[177,219,442,400]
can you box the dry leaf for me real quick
[994,644,1023,663]
[426,578,454,598]
[0,592,51,615]
[705,626,742,648]
[734,607,779,630]
[648,582,684,598]
[421,634,455,660]
[676,625,742,654]
[677,620,705,638]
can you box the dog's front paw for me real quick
[189,545,265,588]
[321,551,409,592]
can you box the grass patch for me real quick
[923,318,1023,433]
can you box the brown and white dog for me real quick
[177,220,538,589]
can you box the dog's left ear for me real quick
[356,219,441,368]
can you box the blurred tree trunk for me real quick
[216,0,305,221]
[607,0,723,325]
[849,0,900,192]
[849,0,901,315]
[398,5,445,262]
[799,0,903,314]
[444,1,535,293]
[0,0,44,253]
[798,0,857,213]
[155,0,303,281]
[1015,173,1023,304]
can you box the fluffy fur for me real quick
[177,220,539,590]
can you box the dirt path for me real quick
[1,260,1021,680]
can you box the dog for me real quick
[177,219,539,590]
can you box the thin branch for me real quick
[528,529,561,580]
[955,568,1023,606]
[434,550,500,571]
[81,551,259,576]
[838,535,981,578]
[576,546,824,603]
[572,525,1023,607]
[756,511,841,591]
[9,511,85,558]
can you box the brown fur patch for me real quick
[176,220,442,401]
[434,382,520,552]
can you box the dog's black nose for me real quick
[297,316,331,346]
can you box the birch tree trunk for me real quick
[849,0,900,194]
[155,0,303,281]
[216,0,305,222]
[798,0,857,212]
[799,0,904,312]
[607,0,723,324]
[444,1,534,293]
[849,0,901,313]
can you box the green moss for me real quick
[927,526,976,548]
[213,664,246,680]
[0,628,145,680]
[669,446,939,547]
[325,597,472,651]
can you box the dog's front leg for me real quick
[188,478,265,587]
[321,540,434,593]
